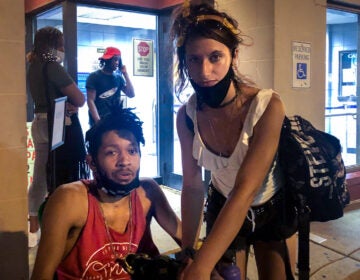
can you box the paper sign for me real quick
[133,39,154,77]
[51,96,67,150]
[292,41,311,88]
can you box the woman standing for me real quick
[171,3,297,280]
[27,26,88,247]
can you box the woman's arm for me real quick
[61,83,85,107]
[46,62,85,107]
[30,183,87,279]
[177,105,205,249]
[184,94,285,279]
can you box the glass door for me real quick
[35,5,159,177]
[326,9,359,167]
[76,5,158,177]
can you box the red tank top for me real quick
[56,180,159,279]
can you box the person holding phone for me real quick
[86,47,135,127]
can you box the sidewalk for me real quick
[152,186,360,280]
[29,186,360,279]
[305,200,360,280]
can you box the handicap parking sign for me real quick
[297,63,307,79]
[292,41,311,88]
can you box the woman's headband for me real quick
[196,15,240,35]
[176,4,240,47]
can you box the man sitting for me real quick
[31,104,182,279]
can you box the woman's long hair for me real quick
[170,3,253,102]
[27,26,63,63]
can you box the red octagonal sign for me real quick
[137,41,150,56]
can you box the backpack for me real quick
[278,115,350,280]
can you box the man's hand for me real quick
[120,65,128,74]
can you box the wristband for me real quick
[175,247,196,262]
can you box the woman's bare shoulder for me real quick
[177,103,187,119]
[240,85,260,100]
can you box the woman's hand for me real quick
[182,261,213,280]
[65,102,78,116]
[177,247,224,280]
[211,269,225,280]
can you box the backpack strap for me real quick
[297,208,311,280]
[42,62,57,194]
[280,116,311,280]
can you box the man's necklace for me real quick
[98,194,133,263]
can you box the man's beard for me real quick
[95,166,140,197]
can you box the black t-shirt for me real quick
[86,69,126,126]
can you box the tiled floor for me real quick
[306,201,360,280]
[29,186,360,279]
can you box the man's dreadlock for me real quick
[85,102,144,157]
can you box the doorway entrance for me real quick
[32,5,159,178]
[326,8,359,168]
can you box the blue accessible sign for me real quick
[292,41,311,88]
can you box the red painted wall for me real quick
[346,171,360,201]
[25,0,58,13]
[25,0,182,13]
[95,0,182,9]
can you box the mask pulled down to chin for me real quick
[190,67,234,108]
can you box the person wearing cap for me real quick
[86,46,135,127]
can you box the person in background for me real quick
[27,26,88,248]
[30,104,182,280]
[171,3,297,280]
[86,46,135,127]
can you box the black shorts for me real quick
[204,183,298,250]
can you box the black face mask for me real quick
[190,68,234,108]
[95,165,140,197]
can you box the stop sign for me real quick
[137,41,150,56]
